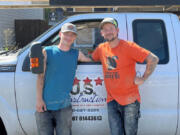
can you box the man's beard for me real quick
[105,35,118,42]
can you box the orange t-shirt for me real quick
[92,40,150,105]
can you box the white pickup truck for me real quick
[0,13,180,135]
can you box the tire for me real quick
[0,118,7,135]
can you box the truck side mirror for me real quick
[29,42,44,74]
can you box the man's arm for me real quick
[36,49,47,112]
[78,51,92,62]
[134,53,159,85]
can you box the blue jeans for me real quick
[35,105,72,135]
[107,100,140,135]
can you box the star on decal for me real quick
[83,77,92,85]
[73,77,80,85]
[95,77,103,86]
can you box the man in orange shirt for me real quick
[92,18,159,135]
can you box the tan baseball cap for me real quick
[61,23,77,35]
[100,18,118,29]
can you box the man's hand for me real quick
[36,98,47,112]
[134,76,145,85]
[78,51,92,62]
[135,52,159,86]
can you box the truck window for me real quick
[75,20,105,56]
[22,20,103,71]
[43,20,104,57]
[133,20,169,64]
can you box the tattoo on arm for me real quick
[89,55,94,61]
[143,53,159,80]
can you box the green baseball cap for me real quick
[100,18,118,29]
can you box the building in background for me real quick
[49,0,180,18]
[0,8,44,49]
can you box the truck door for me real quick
[126,13,178,135]
[14,14,127,135]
